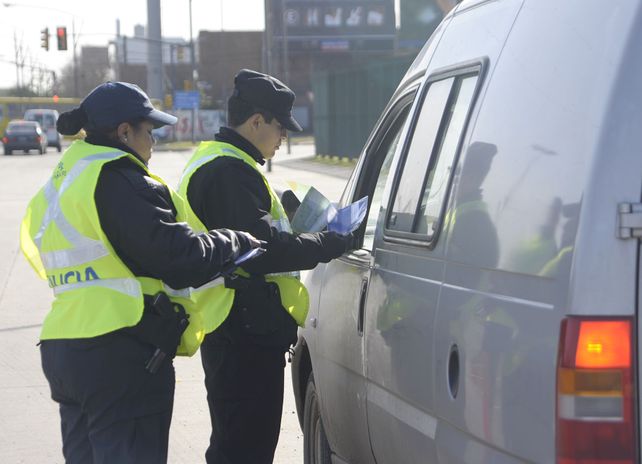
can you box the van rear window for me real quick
[26,113,55,128]
[7,123,38,134]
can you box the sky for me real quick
[0,0,265,89]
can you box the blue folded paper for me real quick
[327,196,369,235]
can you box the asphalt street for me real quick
[0,141,353,463]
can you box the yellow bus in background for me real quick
[0,96,81,135]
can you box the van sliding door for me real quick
[364,67,481,464]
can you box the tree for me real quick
[57,47,110,97]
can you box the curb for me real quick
[314,154,358,165]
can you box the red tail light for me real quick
[557,317,637,463]
[1,136,7,144]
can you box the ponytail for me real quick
[57,107,88,135]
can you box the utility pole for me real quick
[170,44,176,91]
[114,19,121,81]
[13,32,20,90]
[264,0,273,77]
[146,0,163,100]
[264,0,274,171]
[123,36,128,66]
[72,18,78,97]
[189,0,196,144]
[281,0,292,154]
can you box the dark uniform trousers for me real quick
[201,340,286,464]
[40,331,175,464]
[201,280,297,464]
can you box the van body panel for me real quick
[313,256,374,464]
[364,2,524,463]
[435,417,526,464]
[303,87,419,463]
[432,0,642,462]
[434,267,559,462]
[295,1,642,462]
[569,2,642,317]
[364,247,443,464]
[455,0,641,278]
[399,15,452,91]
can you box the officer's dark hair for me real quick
[57,107,146,139]
[227,95,275,128]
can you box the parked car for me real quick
[23,108,61,152]
[2,120,47,155]
[291,1,642,463]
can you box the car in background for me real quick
[2,120,47,155]
[23,108,61,152]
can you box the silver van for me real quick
[291,0,642,463]
[24,109,62,152]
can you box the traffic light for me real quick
[176,45,184,61]
[40,28,49,51]
[56,27,68,51]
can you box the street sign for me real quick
[273,0,396,51]
[173,90,200,110]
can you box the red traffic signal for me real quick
[56,27,67,51]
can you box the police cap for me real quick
[81,82,177,131]
[233,69,303,132]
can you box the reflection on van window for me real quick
[363,104,412,250]
[415,75,478,236]
[388,77,454,232]
[387,71,479,239]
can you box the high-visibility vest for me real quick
[178,140,309,331]
[20,140,205,355]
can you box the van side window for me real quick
[388,78,454,232]
[386,69,480,241]
[362,103,412,250]
[414,75,478,236]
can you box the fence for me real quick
[312,56,415,159]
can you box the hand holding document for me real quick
[288,183,367,236]
[327,196,368,235]
[217,247,267,278]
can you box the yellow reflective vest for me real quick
[178,140,309,331]
[20,140,205,355]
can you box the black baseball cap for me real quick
[233,69,303,132]
[81,82,177,131]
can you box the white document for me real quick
[290,183,368,236]
[290,186,336,233]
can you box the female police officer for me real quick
[20,82,262,464]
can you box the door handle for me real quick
[357,278,368,336]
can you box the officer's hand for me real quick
[319,231,354,262]
[234,231,266,253]
[211,228,265,259]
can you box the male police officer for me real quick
[178,69,352,463]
